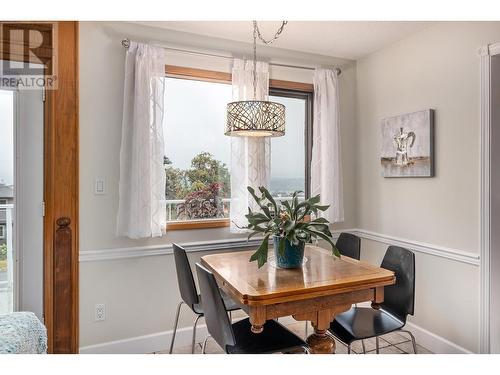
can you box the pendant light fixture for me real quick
[225,21,287,137]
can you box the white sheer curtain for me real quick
[311,68,344,223]
[230,59,271,232]
[116,42,167,239]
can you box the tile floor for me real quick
[160,321,433,354]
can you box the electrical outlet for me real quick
[95,303,105,321]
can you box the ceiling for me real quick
[140,21,434,60]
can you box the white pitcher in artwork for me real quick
[393,127,416,166]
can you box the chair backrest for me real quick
[336,232,361,260]
[195,263,236,351]
[380,246,415,323]
[172,243,199,309]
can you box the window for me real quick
[0,225,5,239]
[163,78,232,227]
[0,199,6,205]
[163,74,312,229]
[269,89,312,201]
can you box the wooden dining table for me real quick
[201,245,396,354]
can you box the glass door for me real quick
[0,68,44,319]
[0,89,15,314]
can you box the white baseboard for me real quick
[354,302,472,354]
[79,314,472,354]
[79,324,209,354]
[405,321,472,354]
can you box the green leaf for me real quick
[259,186,278,216]
[296,230,309,241]
[315,205,330,212]
[309,223,331,234]
[284,219,296,232]
[247,216,270,227]
[296,204,311,222]
[247,186,264,207]
[247,231,264,241]
[282,200,294,217]
[304,228,341,258]
[247,185,257,197]
[307,194,321,205]
[249,234,270,268]
[293,194,299,212]
[310,217,329,224]
[250,224,271,233]
[260,205,272,219]
[293,201,310,217]
[246,212,269,220]
[278,237,286,256]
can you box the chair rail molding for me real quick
[80,231,344,262]
[80,229,479,265]
[351,229,479,266]
[79,237,269,262]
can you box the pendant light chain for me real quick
[254,21,288,45]
[251,21,288,100]
[253,21,258,100]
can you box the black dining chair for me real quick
[195,263,309,354]
[169,244,240,354]
[329,246,417,354]
[336,232,361,260]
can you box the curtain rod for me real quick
[120,38,341,75]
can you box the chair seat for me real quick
[329,307,404,344]
[192,290,240,315]
[226,318,307,354]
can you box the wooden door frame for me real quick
[43,21,79,354]
[1,21,79,353]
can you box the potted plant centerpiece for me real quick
[243,186,340,269]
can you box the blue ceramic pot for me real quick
[273,236,305,269]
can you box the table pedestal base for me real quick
[250,324,263,334]
[293,305,351,354]
[306,329,336,354]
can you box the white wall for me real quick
[78,21,357,350]
[355,22,500,353]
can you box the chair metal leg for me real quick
[228,310,232,321]
[305,321,308,337]
[376,336,380,354]
[347,343,351,354]
[169,301,184,354]
[400,329,418,354]
[191,314,202,354]
[202,336,210,354]
[361,339,366,354]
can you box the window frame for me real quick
[164,65,313,230]
[269,88,313,200]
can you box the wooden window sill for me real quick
[166,219,230,230]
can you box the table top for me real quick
[201,245,395,306]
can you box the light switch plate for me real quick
[94,177,105,195]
